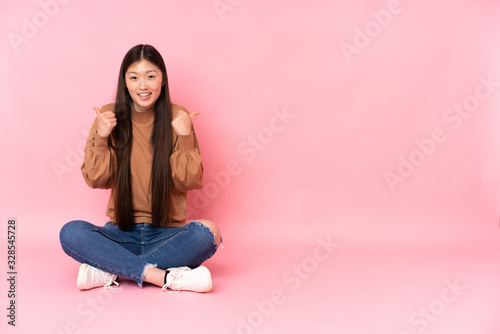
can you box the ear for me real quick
[162,71,167,86]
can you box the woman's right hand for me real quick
[94,107,117,138]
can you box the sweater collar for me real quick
[131,104,155,123]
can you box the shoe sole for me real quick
[76,263,89,290]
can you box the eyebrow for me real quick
[127,70,158,75]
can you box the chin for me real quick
[134,100,154,110]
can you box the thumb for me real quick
[189,112,200,121]
[93,107,101,116]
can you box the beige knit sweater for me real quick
[81,103,203,226]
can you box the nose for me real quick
[139,78,148,90]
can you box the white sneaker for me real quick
[162,266,212,293]
[77,263,119,290]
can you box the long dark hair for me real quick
[110,44,173,231]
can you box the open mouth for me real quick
[138,92,152,101]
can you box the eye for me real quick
[129,76,137,80]
[148,75,156,79]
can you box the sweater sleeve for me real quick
[81,108,116,189]
[170,129,204,192]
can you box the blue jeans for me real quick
[59,220,220,286]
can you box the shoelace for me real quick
[103,279,120,289]
[93,269,120,289]
[162,267,190,293]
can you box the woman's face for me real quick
[125,59,163,112]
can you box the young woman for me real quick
[60,44,221,293]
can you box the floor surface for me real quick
[2,229,499,334]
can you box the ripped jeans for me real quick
[59,220,220,286]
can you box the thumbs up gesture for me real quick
[171,110,199,135]
[93,107,117,138]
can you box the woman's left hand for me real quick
[171,110,199,135]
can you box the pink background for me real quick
[1,0,500,333]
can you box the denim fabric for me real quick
[60,220,219,286]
